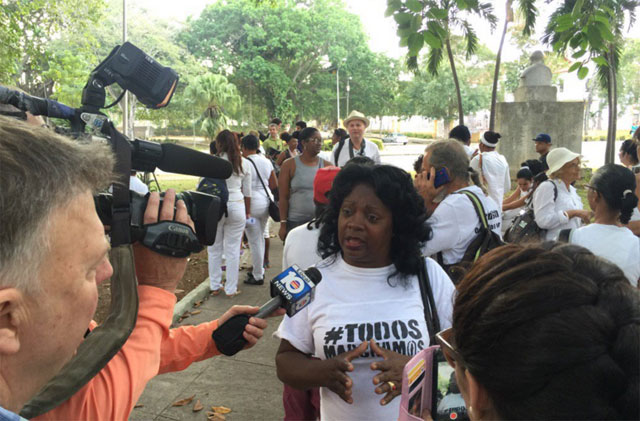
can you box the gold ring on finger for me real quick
[387,381,397,391]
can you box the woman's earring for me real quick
[468,406,473,418]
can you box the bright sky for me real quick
[134,0,638,62]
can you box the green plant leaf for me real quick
[585,25,604,50]
[577,66,589,79]
[554,14,575,32]
[592,56,608,67]
[394,12,413,25]
[572,50,586,59]
[406,0,423,13]
[572,0,584,18]
[568,61,582,72]
[411,14,422,31]
[428,7,449,19]
[408,32,424,56]
[399,36,409,47]
[384,4,397,17]
[423,31,442,48]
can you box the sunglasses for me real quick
[435,327,464,369]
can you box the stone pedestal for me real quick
[514,86,558,102]
[496,101,584,177]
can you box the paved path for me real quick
[131,234,288,421]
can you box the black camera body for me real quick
[94,190,221,257]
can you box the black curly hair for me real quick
[453,243,639,420]
[317,163,431,284]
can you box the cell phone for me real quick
[399,346,468,421]
[427,168,450,188]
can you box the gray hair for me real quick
[425,139,486,194]
[0,116,115,294]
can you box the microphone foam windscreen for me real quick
[159,143,233,179]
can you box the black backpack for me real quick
[437,190,504,284]
[504,180,558,243]
[196,177,229,220]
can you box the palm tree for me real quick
[185,74,241,140]
[489,0,537,130]
[415,0,497,126]
[543,0,638,164]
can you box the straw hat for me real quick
[546,147,580,175]
[343,110,370,128]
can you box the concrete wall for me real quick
[496,101,584,177]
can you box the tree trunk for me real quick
[490,1,510,131]
[445,37,464,126]
[605,48,617,165]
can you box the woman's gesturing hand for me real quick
[321,341,368,404]
[369,339,411,406]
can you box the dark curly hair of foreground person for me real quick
[317,163,431,283]
[453,242,639,420]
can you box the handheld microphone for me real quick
[212,266,322,356]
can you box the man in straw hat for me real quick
[331,110,381,167]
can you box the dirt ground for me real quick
[94,249,209,324]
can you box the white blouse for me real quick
[532,179,583,240]
[220,153,252,202]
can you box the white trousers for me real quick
[245,200,269,280]
[208,200,246,294]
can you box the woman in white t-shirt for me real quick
[532,147,592,240]
[208,130,252,297]
[276,164,455,421]
[564,164,640,286]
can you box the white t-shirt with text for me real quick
[569,224,640,287]
[276,255,454,421]
[422,185,502,265]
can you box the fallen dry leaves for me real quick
[211,406,231,414]
[190,310,202,315]
[171,394,195,407]
[206,412,226,421]
[192,399,204,412]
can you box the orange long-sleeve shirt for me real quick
[34,286,221,421]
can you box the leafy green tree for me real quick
[386,0,496,125]
[180,0,397,125]
[489,0,537,130]
[185,74,241,140]
[543,0,639,163]
[396,41,492,129]
[0,0,105,96]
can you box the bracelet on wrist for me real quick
[280,220,287,223]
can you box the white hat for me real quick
[547,147,580,175]
[343,110,370,128]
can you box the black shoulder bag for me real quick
[246,156,280,222]
[418,258,440,345]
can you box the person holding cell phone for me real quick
[414,140,501,277]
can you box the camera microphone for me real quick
[212,266,322,356]
[158,143,232,179]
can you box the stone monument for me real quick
[496,51,584,177]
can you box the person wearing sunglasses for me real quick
[561,164,640,286]
[435,243,639,420]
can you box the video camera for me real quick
[0,42,233,256]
